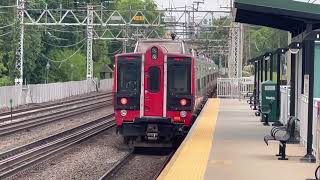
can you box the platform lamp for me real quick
[288,42,302,117]
[263,52,272,81]
[272,48,288,127]
[257,55,264,103]
[249,57,258,110]
[253,58,259,110]
[299,30,320,163]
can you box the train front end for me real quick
[113,42,194,147]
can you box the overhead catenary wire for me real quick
[43,26,85,33]
[0,22,16,29]
[0,5,17,9]
[107,47,122,54]
[40,42,85,65]
[42,38,86,48]
[0,30,14,37]
[46,32,69,41]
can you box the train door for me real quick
[143,46,165,117]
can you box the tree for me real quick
[0,0,162,86]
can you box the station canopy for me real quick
[234,0,320,36]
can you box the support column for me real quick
[290,53,296,116]
[86,5,94,79]
[260,57,264,84]
[15,0,25,85]
[270,55,273,81]
[257,60,260,100]
[253,61,258,110]
[264,57,268,81]
[273,53,283,126]
[301,39,316,163]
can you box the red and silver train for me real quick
[113,40,218,147]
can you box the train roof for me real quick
[134,39,186,54]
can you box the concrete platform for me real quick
[158,99,318,180]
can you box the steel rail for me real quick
[99,151,174,180]
[98,151,134,180]
[0,92,112,121]
[151,151,175,180]
[0,113,115,179]
[0,98,113,136]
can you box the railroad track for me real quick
[0,113,115,179]
[0,97,113,136]
[0,92,112,123]
[99,150,174,180]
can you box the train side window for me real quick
[197,79,200,91]
[148,67,160,92]
[202,77,206,87]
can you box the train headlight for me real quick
[180,111,187,118]
[180,99,187,106]
[120,98,128,105]
[120,110,127,117]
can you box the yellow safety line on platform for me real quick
[158,99,220,180]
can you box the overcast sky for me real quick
[154,0,231,11]
[294,0,320,4]
[154,0,320,10]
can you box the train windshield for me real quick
[168,60,191,95]
[117,58,141,93]
[136,41,183,53]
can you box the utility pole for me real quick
[15,0,25,85]
[86,5,94,79]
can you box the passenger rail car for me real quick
[113,40,218,147]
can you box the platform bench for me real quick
[263,117,296,160]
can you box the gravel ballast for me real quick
[0,106,113,153]
[108,150,173,180]
[7,127,129,180]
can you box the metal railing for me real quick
[0,79,113,109]
[217,77,254,98]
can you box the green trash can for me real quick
[261,80,277,122]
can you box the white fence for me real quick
[279,86,290,124]
[99,78,113,92]
[295,95,320,154]
[297,95,309,147]
[217,77,254,98]
[0,79,113,109]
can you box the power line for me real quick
[0,22,16,29]
[0,5,17,9]
[107,47,122,54]
[0,30,14,37]
[44,26,84,33]
[40,42,85,64]
[42,38,86,48]
[46,32,69,41]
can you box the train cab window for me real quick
[148,67,160,92]
[117,60,141,93]
[168,61,191,95]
